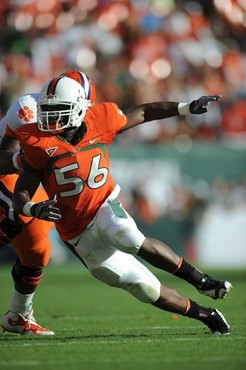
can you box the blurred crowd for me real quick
[0,0,245,145]
[0,0,246,262]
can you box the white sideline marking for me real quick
[0,361,40,367]
[0,336,244,348]
[53,325,203,332]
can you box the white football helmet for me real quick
[37,76,91,132]
[59,70,96,105]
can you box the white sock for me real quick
[9,289,35,316]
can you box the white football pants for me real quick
[67,186,161,303]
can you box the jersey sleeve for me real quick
[5,93,39,135]
[16,124,48,171]
[94,102,127,143]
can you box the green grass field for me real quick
[0,263,245,370]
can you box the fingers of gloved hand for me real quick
[45,209,61,222]
[190,95,221,114]
[30,199,61,221]
[197,95,221,106]
[206,94,222,101]
[35,207,61,221]
[44,196,60,221]
[199,94,221,102]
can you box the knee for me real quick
[129,281,161,303]
[12,259,43,294]
[91,264,161,304]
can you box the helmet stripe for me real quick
[79,72,91,100]
[47,76,63,95]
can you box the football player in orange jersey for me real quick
[13,75,232,334]
[0,71,95,335]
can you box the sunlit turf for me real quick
[0,264,245,370]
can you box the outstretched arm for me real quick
[121,95,221,132]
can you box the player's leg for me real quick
[153,284,230,334]
[0,181,54,335]
[66,201,230,334]
[1,217,54,335]
[137,237,232,300]
[97,197,232,299]
[67,233,230,335]
[93,196,232,300]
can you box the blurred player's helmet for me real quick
[37,76,91,132]
[59,70,96,105]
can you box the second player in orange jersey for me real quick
[0,70,95,335]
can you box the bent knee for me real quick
[91,265,160,303]
[129,282,160,303]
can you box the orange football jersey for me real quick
[16,102,127,240]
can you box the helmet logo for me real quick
[18,106,35,122]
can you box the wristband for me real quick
[12,152,23,171]
[178,103,190,115]
[23,202,35,217]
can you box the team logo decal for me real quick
[46,147,58,156]
[18,106,35,122]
